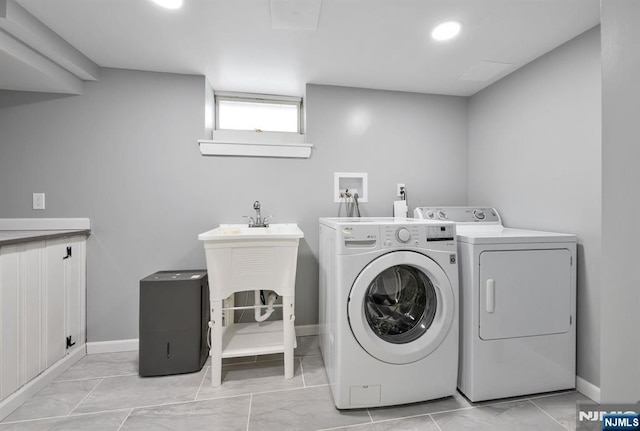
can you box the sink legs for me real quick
[283,295,295,379]
[210,299,223,387]
[209,293,296,386]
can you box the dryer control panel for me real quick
[415,207,501,224]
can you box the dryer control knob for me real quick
[473,209,486,220]
[437,210,447,220]
[426,210,435,219]
[396,227,411,243]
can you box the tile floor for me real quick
[0,336,594,431]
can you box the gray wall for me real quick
[467,27,601,387]
[0,69,208,342]
[0,76,468,342]
[600,0,640,404]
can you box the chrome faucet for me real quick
[247,201,271,227]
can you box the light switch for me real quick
[32,193,45,210]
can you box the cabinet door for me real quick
[1,245,20,400]
[65,237,86,352]
[21,242,45,384]
[45,239,67,367]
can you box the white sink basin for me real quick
[198,223,304,241]
[198,223,304,300]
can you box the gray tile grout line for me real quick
[528,389,578,401]
[315,417,374,431]
[366,406,475,427]
[429,413,445,431]
[366,407,374,423]
[299,357,307,388]
[55,373,139,383]
[320,395,569,431]
[0,408,132,425]
[245,393,253,431]
[1,378,251,426]
[115,408,133,431]
[317,401,478,431]
[194,365,210,400]
[204,381,325,400]
[3,393,254,425]
[68,377,105,416]
[30,372,316,423]
[529,398,573,431]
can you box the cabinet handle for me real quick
[66,336,76,349]
[63,246,72,260]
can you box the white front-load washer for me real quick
[414,207,577,402]
[318,217,459,409]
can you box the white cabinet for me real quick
[45,237,86,367]
[0,235,86,402]
[20,242,46,387]
[0,244,21,400]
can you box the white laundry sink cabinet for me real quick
[198,223,304,387]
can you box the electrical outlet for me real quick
[397,184,406,197]
[32,193,45,210]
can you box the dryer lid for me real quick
[456,226,576,244]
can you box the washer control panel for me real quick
[381,223,455,248]
[330,219,457,254]
[425,224,455,242]
[382,225,420,247]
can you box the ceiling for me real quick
[12,0,600,97]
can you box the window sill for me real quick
[198,130,312,159]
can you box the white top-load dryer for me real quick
[319,217,459,409]
[414,207,576,402]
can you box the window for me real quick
[215,92,302,134]
[199,91,312,158]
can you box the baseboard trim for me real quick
[577,376,601,403]
[86,338,139,354]
[295,324,319,337]
[0,346,86,421]
[86,325,320,355]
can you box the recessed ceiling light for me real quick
[431,20,462,41]
[150,0,183,10]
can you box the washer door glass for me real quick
[348,251,455,365]
[365,265,437,344]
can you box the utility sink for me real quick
[198,223,304,300]
[198,223,303,241]
[199,222,304,387]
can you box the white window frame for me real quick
[198,91,312,159]
[214,91,304,134]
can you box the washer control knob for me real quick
[473,209,486,220]
[437,210,447,220]
[425,210,435,219]
[396,227,411,243]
